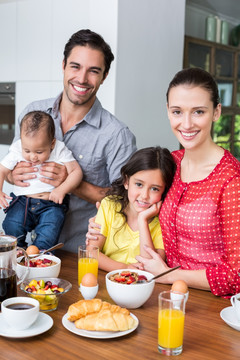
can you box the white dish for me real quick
[220,306,240,331]
[62,312,139,339]
[0,312,53,338]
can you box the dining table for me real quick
[0,249,239,360]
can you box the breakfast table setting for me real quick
[0,244,240,360]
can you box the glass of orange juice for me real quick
[78,245,99,287]
[158,290,187,356]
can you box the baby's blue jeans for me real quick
[2,192,69,250]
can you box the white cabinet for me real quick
[0,2,17,81]
[16,0,52,81]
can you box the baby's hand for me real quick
[49,188,65,204]
[138,201,162,222]
[0,192,12,209]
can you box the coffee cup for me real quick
[1,296,39,330]
[230,293,240,322]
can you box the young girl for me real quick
[87,147,176,272]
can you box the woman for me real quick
[87,68,240,297]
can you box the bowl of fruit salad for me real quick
[20,277,72,311]
[17,254,61,279]
[105,269,155,309]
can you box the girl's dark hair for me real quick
[166,67,220,108]
[20,111,55,143]
[63,29,114,79]
[107,146,176,219]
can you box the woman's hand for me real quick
[86,217,101,243]
[136,246,168,276]
[85,202,101,244]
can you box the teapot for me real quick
[0,235,29,302]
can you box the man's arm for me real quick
[7,161,38,186]
[39,161,109,204]
[72,182,109,204]
[49,160,83,204]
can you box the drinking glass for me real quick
[158,290,187,356]
[78,245,99,287]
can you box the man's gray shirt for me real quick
[15,94,137,252]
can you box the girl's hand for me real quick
[136,246,168,276]
[138,201,162,222]
[0,192,12,209]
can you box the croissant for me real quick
[67,298,129,322]
[75,309,136,331]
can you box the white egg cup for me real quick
[170,291,189,309]
[80,283,99,300]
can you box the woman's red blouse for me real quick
[159,149,240,297]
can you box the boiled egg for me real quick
[26,245,40,255]
[81,273,98,287]
[171,280,188,294]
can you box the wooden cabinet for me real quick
[184,35,240,159]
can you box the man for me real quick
[10,29,136,252]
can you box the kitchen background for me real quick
[0,0,239,225]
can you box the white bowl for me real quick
[106,269,155,309]
[17,254,61,280]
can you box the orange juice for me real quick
[78,258,98,285]
[158,308,185,349]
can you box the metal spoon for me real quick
[28,242,64,259]
[137,265,181,283]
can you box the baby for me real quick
[0,110,83,249]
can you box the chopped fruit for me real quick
[19,258,57,268]
[109,271,148,284]
[121,271,131,277]
[138,275,147,281]
[38,280,45,288]
[28,279,38,287]
[114,276,126,282]
[24,278,64,311]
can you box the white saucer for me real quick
[0,312,53,338]
[220,306,240,331]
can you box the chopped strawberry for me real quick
[138,275,147,281]
[121,271,131,277]
[50,284,58,289]
[126,276,135,284]
[42,258,52,264]
[35,259,42,266]
[114,276,126,282]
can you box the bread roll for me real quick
[75,309,136,331]
[67,299,129,322]
[67,298,102,322]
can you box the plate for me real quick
[220,306,240,331]
[0,312,53,338]
[62,312,139,339]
